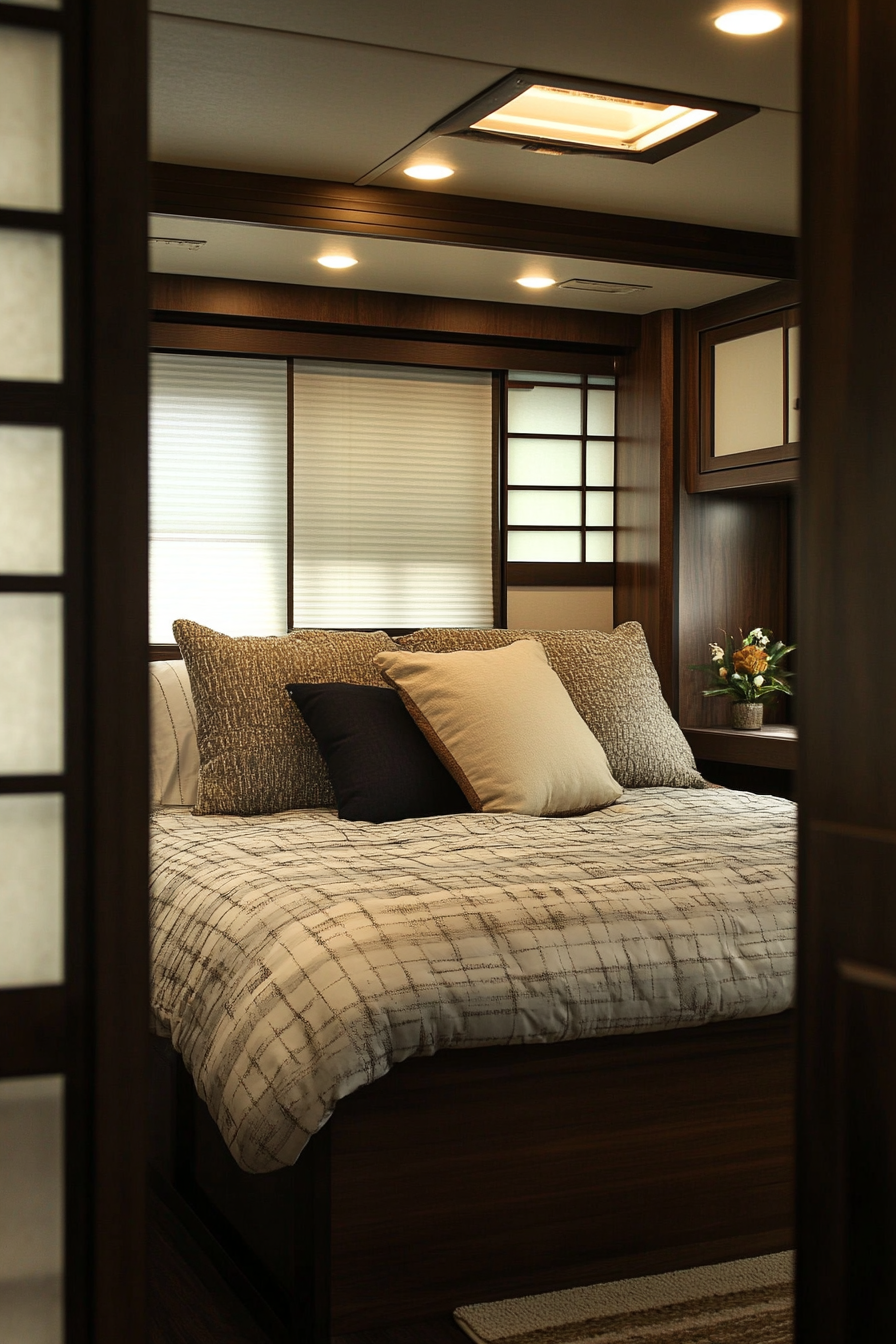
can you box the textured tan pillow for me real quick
[374,640,623,817]
[395,622,703,789]
[173,620,400,815]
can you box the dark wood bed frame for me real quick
[150,1009,794,1342]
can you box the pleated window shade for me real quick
[292,361,494,628]
[149,354,288,642]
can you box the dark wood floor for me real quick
[149,1191,465,1344]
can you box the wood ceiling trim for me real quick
[151,274,641,350]
[151,162,798,281]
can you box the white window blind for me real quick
[149,353,287,642]
[292,361,494,628]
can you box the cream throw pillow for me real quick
[374,640,623,816]
[395,623,704,789]
[149,659,199,808]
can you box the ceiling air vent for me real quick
[558,278,653,295]
[149,236,207,251]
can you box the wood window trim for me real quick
[150,320,620,376]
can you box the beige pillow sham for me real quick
[395,622,703,789]
[173,620,400,815]
[374,639,623,816]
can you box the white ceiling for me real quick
[149,0,800,235]
[149,215,774,314]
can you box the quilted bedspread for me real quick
[150,788,796,1173]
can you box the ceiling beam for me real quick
[151,162,797,281]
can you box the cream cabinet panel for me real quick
[713,327,784,458]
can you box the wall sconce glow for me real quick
[317,255,358,269]
[516,276,556,289]
[403,164,455,180]
[714,9,784,34]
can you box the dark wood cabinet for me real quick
[684,282,800,493]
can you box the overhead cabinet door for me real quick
[684,292,800,493]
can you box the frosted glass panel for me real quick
[150,354,288,641]
[586,441,614,486]
[714,327,784,457]
[0,1076,63,1344]
[586,389,615,436]
[508,530,580,562]
[0,232,62,382]
[508,439,580,486]
[788,325,800,443]
[586,492,614,527]
[508,490,580,527]
[0,28,61,211]
[507,385,581,435]
[0,427,63,574]
[586,531,614,562]
[0,594,63,774]
[0,795,63,987]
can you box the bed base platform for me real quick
[149,1011,795,1342]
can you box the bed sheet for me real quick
[151,787,796,1172]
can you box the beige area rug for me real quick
[454,1252,793,1344]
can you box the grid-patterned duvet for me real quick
[150,788,796,1173]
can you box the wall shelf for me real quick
[683,724,797,771]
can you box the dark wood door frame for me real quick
[799,0,896,1338]
[150,162,798,281]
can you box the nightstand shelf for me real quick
[682,724,797,772]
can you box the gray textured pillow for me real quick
[173,620,400,815]
[395,622,704,789]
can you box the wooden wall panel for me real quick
[677,491,789,728]
[151,274,640,351]
[614,310,677,707]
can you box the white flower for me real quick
[754,675,764,687]
[759,635,770,647]
[709,642,725,662]
[748,628,763,640]
[732,672,742,680]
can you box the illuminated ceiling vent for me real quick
[359,72,759,181]
[559,278,653,295]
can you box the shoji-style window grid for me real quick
[0,5,68,1343]
[504,371,615,586]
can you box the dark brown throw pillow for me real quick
[286,683,470,823]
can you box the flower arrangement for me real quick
[692,628,795,703]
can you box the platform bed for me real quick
[150,1009,795,1343]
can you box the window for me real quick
[150,354,492,640]
[506,371,615,575]
[149,354,616,641]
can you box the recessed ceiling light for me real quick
[317,255,358,269]
[472,85,718,156]
[403,164,454,180]
[714,9,784,34]
[516,276,556,289]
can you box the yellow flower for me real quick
[719,667,727,678]
[734,646,768,676]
